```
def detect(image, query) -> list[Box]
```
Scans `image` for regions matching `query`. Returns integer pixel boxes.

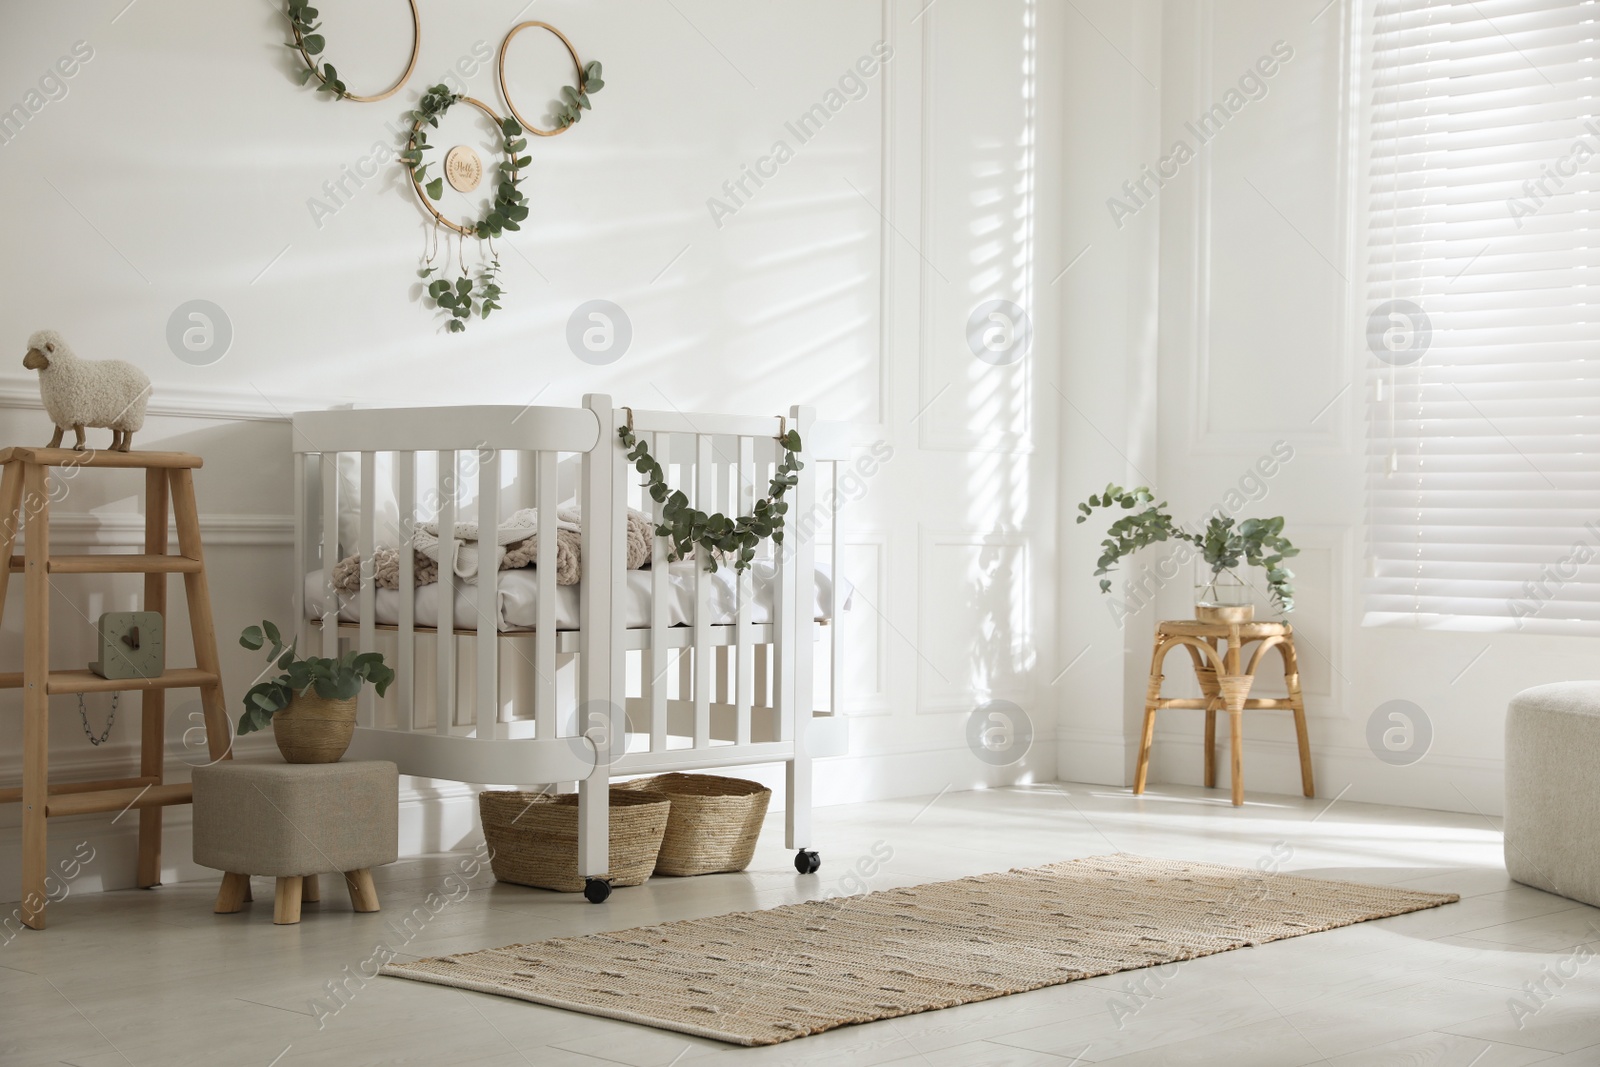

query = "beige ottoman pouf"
[1505,682,1600,908]
[192,759,398,924]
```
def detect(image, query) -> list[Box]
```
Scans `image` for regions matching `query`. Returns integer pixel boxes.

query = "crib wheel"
[583,878,612,904]
[794,849,821,875]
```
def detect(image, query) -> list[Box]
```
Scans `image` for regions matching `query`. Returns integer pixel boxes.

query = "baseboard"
[1141,732,1505,818]
[0,735,1060,905]
[1,726,1506,908]
[1056,727,1133,787]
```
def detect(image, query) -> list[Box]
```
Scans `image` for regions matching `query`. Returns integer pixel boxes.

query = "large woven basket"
[619,773,770,876]
[478,789,670,893]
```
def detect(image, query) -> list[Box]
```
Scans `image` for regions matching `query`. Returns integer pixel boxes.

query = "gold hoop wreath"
[405,95,528,238]
[286,0,421,103]
[498,21,603,136]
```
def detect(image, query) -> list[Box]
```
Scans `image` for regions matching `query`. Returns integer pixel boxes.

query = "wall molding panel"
[916,525,1032,714]
[1178,0,1353,457]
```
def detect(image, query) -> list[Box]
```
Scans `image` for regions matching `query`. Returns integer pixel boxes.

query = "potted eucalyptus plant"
[1077,485,1298,621]
[236,621,395,764]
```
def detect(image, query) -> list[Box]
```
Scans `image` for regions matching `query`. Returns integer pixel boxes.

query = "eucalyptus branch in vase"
[1076,484,1298,613]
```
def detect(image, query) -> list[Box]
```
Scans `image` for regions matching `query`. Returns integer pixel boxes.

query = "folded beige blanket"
[331,509,652,594]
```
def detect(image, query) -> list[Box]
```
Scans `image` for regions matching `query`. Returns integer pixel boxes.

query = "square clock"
[89,611,164,680]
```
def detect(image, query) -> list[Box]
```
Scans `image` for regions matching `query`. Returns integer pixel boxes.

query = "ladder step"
[8,554,202,574]
[0,447,203,470]
[0,776,159,805]
[46,783,193,818]
[0,668,221,694]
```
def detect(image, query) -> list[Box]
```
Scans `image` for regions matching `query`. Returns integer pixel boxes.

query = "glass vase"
[1194,564,1253,623]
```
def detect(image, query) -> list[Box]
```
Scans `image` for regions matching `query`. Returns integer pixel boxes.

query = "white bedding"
[304,558,842,632]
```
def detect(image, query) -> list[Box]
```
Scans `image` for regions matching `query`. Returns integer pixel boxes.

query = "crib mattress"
[304,558,841,633]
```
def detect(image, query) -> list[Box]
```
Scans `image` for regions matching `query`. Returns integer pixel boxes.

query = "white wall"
[0,0,1064,902]
[1054,0,1165,787]
[1059,0,1577,818]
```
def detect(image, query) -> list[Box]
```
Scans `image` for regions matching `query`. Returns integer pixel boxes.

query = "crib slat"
[692,434,713,750]
[785,404,816,852]
[735,436,753,747]
[293,455,308,652]
[357,452,377,729]
[829,460,844,718]
[534,449,557,741]
[320,455,339,659]
[646,431,668,753]
[396,451,416,732]
[610,425,629,751]
[774,439,799,743]
[435,451,456,736]
[577,394,616,881]
[475,449,501,738]
[670,437,691,711]
[755,643,769,708]
[715,457,730,705]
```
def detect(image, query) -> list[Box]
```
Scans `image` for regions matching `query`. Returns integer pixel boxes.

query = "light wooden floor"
[4,782,1598,1066]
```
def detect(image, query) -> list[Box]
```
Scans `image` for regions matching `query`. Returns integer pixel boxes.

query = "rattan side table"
[1135,617,1315,807]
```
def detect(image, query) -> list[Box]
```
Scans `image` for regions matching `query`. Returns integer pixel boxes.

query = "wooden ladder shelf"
[0,447,231,930]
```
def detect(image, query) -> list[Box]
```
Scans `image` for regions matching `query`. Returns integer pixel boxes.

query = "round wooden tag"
[444,146,484,193]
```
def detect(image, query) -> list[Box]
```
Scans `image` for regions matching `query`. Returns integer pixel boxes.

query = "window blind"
[1365,0,1600,635]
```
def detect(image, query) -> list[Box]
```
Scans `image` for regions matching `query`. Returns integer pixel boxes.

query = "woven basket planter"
[272,695,357,764]
[478,789,670,893]
[619,773,770,876]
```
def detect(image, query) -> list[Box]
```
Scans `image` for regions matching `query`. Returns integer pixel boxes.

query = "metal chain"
[77,692,118,746]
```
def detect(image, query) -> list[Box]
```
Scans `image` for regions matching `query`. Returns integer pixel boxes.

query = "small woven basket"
[478,789,670,893]
[619,773,771,876]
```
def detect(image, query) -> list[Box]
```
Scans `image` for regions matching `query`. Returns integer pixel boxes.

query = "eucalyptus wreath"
[284,0,349,97]
[404,84,525,332]
[618,424,804,574]
[554,61,605,128]
[402,85,531,239]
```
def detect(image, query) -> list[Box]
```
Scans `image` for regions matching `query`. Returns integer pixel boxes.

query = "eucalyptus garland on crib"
[406,84,528,332]
[618,424,805,574]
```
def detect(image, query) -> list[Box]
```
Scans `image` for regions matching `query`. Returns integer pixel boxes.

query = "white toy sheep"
[21,330,150,452]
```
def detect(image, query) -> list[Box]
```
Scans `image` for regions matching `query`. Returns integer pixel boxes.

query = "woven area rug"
[382,853,1457,1046]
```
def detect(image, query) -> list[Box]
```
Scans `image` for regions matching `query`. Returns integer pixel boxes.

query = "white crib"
[290,395,849,901]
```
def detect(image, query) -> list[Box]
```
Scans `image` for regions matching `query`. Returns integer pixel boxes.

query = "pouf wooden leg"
[243,879,253,902]
[214,872,249,914]
[302,874,320,903]
[274,876,303,925]
[345,869,379,913]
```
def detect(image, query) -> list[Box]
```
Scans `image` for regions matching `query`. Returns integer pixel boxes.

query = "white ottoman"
[1505,682,1600,907]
